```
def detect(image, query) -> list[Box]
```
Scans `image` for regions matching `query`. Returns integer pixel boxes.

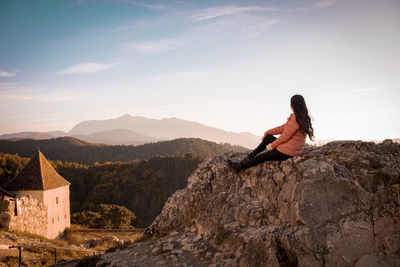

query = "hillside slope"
[61,140,400,266]
[0,131,55,140]
[72,128,160,145]
[0,137,248,164]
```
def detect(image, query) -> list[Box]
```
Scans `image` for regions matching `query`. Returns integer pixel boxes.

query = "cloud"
[0,82,37,93]
[191,6,279,22]
[54,62,116,74]
[0,82,94,104]
[148,71,209,81]
[313,0,338,9]
[197,14,279,39]
[242,19,280,39]
[286,0,339,12]
[0,70,17,77]
[109,16,172,32]
[126,38,183,52]
[77,0,165,9]
[110,20,151,32]
[120,0,166,10]
[0,91,94,102]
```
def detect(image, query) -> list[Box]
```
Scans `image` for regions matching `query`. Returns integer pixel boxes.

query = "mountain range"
[0,115,260,149]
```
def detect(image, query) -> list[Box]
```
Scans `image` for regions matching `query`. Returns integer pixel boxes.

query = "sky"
[1,0,399,141]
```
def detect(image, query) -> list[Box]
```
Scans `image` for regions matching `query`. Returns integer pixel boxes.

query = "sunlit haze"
[1,0,399,141]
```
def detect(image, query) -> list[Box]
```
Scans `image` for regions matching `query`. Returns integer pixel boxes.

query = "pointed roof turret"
[3,149,70,191]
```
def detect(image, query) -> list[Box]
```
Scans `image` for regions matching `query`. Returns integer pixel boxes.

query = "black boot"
[227,159,243,173]
[244,151,255,161]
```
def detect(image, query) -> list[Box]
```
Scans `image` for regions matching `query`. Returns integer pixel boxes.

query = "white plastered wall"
[43,185,70,239]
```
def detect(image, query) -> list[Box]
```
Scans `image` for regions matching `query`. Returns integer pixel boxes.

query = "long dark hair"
[291,94,314,140]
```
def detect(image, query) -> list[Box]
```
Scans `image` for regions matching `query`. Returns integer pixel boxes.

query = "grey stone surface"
[58,140,400,266]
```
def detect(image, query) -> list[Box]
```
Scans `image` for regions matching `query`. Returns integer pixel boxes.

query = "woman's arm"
[269,116,300,149]
[265,124,285,136]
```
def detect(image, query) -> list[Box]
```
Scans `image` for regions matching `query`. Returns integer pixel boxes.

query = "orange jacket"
[266,113,306,156]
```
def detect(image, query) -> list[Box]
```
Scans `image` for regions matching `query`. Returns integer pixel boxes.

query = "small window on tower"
[56,197,59,204]
[65,214,67,219]
[52,218,54,224]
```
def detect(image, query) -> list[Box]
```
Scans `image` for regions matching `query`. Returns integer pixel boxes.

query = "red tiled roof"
[3,149,70,191]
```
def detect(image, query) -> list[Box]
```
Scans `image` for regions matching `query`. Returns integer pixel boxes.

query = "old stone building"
[2,149,70,239]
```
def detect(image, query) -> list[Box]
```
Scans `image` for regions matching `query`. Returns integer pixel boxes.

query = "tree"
[71,211,101,228]
[71,204,136,229]
[97,204,136,229]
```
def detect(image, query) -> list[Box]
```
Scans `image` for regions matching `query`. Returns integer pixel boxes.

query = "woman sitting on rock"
[228,94,314,172]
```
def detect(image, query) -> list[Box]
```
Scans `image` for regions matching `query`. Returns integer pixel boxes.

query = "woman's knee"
[263,134,276,143]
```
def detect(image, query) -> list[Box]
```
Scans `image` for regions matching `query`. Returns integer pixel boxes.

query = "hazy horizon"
[1,113,398,143]
[1,0,399,141]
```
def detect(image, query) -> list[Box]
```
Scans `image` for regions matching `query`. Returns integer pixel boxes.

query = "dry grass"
[1,228,68,247]
[0,227,144,266]
[0,229,98,266]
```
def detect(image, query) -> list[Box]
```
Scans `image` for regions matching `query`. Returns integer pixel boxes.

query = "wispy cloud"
[313,0,338,9]
[148,71,209,81]
[0,91,94,102]
[0,70,17,77]
[109,15,175,33]
[110,20,155,32]
[241,19,279,39]
[120,0,166,10]
[0,82,37,93]
[126,38,183,52]
[78,0,166,9]
[191,6,279,22]
[287,0,339,12]
[53,62,116,74]
[197,13,279,40]
[0,82,94,104]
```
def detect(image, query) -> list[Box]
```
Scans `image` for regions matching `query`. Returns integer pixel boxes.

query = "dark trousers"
[241,135,291,169]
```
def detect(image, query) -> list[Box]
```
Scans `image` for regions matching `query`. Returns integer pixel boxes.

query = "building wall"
[0,195,48,237]
[6,186,71,239]
[43,185,70,239]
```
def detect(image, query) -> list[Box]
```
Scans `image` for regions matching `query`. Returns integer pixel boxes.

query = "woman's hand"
[266,144,273,151]
[262,131,268,140]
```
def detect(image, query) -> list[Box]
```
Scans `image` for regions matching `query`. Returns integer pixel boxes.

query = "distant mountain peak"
[162,117,180,120]
[119,114,132,119]
[67,115,260,148]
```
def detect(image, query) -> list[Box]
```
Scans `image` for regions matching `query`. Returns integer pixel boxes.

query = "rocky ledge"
[60,140,400,267]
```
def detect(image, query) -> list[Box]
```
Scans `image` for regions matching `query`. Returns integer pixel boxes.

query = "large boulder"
[145,140,400,266]
[61,140,400,266]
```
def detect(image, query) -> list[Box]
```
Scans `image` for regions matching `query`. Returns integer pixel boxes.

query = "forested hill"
[0,152,204,227]
[0,137,248,164]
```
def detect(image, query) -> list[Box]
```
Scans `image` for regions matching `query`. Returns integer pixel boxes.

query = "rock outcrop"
[62,140,400,266]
